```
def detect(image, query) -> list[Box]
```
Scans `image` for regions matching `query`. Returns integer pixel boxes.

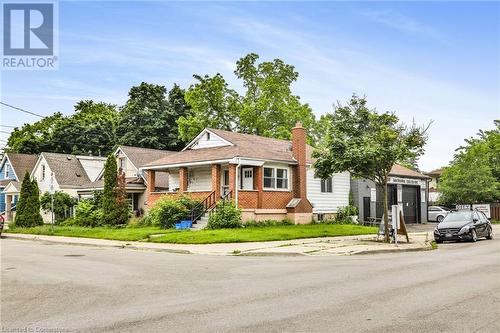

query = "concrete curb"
[1,233,432,257]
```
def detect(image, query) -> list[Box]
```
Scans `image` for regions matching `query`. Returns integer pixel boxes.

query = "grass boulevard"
[6,224,377,244]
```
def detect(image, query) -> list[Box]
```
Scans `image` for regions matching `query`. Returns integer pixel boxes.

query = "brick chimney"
[292,122,307,199]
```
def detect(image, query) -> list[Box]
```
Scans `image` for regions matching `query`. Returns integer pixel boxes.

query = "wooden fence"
[491,203,500,220]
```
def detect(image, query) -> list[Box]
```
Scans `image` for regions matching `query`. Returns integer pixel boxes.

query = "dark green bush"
[334,205,359,224]
[40,191,77,222]
[74,199,103,227]
[206,201,242,229]
[148,195,201,228]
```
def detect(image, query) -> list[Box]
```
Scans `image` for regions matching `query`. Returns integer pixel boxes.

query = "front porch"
[146,162,297,222]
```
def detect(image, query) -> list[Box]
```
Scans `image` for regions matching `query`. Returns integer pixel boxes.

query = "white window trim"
[263,166,290,191]
[4,164,9,178]
[320,177,333,193]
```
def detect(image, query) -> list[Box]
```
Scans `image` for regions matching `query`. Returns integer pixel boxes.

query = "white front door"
[242,168,253,190]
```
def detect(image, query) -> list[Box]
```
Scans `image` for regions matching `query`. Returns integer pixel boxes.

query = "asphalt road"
[1,232,499,333]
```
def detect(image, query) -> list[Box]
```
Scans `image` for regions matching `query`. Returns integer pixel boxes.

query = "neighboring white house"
[31,152,106,222]
[77,146,174,214]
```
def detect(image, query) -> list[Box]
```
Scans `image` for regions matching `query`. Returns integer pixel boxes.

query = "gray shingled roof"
[390,164,430,179]
[119,146,176,169]
[143,129,314,168]
[42,152,91,188]
[5,153,38,180]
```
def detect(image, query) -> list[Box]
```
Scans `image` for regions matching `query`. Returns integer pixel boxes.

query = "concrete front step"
[191,216,209,230]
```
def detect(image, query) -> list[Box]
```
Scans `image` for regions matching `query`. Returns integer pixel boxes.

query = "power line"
[0,101,44,118]
[0,125,17,128]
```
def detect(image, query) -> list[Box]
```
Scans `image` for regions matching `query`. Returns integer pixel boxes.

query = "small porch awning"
[3,181,20,195]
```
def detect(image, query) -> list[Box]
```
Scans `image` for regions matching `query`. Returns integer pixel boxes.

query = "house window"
[263,167,289,190]
[41,164,46,181]
[5,165,9,178]
[321,177,333,193]
[119,157,126,170]
[206,132,211,140]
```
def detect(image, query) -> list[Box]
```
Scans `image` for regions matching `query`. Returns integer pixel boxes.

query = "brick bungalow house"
[141,123,350,224]
[77,146,174,214]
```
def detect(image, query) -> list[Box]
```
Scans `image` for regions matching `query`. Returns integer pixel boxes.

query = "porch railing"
[189,191,217,223]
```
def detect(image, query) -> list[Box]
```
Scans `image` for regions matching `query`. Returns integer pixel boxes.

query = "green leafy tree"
[40,191,77,222]
[177,53,317,143]
[118,82,189,150]
[101,155,119,226]
[115,171,130,225]
[14,172,43,227]
[177,74,241,142]
[235,53,316,142]
[313,95,429,242]
[6,101,118,155]
[438,121,500,205]
[6,113,65,154]
[51,100,119,156]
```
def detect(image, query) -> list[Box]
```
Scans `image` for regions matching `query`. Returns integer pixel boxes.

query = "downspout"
[235,158,241,207]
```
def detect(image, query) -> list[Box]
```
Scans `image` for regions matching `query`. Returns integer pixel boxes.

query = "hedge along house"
[31,152,107,222]
[0,153,38,222]
[141,123,350,224]
[350,164,431,224]
[77,146,174,215]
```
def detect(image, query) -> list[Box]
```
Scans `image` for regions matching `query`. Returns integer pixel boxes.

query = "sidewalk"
[2,231,434,256]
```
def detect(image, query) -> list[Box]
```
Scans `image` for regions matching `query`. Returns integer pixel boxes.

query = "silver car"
[428,206,450,222]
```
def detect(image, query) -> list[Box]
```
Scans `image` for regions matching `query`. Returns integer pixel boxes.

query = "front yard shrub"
[74,199,103,227]
[40,191,77,223]
[148,195,203,228]
[335,205,359,224]
[14,172,43,228]
[206,201,242,229]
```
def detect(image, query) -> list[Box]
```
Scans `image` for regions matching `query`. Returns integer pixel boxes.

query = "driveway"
[1,234,499,332]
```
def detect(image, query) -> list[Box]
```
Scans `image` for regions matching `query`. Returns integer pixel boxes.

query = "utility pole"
[49,172,55,230]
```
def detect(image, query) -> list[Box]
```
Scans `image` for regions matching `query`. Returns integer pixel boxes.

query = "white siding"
[116,150,138,178]
[169,171,180,191]
[33,156,60,194]
[77,157,106,182]
[306,168,350,213]
[188,166,212,192]
[191,132,229,149]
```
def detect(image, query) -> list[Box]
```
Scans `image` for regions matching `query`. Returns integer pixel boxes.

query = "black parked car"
[434,210,493,243]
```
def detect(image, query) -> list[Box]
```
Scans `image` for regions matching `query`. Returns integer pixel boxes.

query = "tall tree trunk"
[383,178,390,242]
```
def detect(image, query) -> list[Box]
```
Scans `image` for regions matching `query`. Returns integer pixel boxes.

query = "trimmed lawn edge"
[5,224,378,244]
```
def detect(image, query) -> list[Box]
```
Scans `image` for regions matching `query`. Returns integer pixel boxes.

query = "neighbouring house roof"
[4,153,38,180]
[119,146,176,169]
[41,152,92,188]
[143,128,314,168]
[77,177,147,192]
[3,180,20,194]
[389,164,430,179]
[424,167,446,176]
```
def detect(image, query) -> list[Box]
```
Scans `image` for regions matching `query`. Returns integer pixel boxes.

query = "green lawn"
[149,224,378,244]
[491,219,500,225]
[5,224,377,244]
[6,225,171,241]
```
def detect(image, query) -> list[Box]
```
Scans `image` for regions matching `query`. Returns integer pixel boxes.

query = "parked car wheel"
[437,215,445,223]
[435,239,443,244]
[486,227,493,240]
[470,229,478,242]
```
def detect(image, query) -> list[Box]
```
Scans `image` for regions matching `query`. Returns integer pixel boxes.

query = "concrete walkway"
[2,230,434,256]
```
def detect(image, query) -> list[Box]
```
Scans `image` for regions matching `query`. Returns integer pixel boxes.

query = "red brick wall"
[179,167,188,192]
[211,164,221,199]
[261,191,294,209]
[292,123,307,199]
[238,191,259,209]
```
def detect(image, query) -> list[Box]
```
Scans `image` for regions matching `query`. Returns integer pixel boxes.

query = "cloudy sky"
[1,1,499,171]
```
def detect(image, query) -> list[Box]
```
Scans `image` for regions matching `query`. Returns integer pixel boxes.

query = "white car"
[428,206,450,222]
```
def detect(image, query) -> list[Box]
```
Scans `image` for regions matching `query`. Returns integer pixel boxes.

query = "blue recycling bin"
[175,220,193,230]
